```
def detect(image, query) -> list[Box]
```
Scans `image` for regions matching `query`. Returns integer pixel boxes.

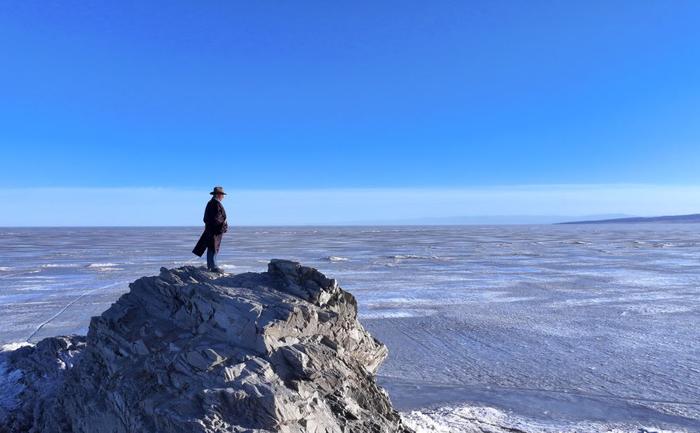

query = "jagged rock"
[0,336,86,433]
[0,260,412,433]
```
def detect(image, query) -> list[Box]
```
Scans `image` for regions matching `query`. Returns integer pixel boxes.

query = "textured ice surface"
[1,225,699,431]
[402,403,690,433]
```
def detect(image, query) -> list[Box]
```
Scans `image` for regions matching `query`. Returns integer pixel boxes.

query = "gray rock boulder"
[0,260,412,433]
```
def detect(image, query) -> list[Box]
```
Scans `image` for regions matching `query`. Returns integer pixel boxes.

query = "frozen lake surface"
[1,225,699,432]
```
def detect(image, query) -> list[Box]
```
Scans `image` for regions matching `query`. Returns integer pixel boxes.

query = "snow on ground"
[1,225,699,431]
[402,404,691,433]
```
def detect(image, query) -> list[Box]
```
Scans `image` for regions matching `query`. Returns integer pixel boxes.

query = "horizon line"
[2,184,699,226]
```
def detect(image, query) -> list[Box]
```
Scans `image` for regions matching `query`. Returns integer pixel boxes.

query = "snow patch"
[86,263,121,271]
[402,404,688,433]
[1,342,33,352]
[386,254,440,260]
[321,256,349,262]
[41,263,80,268]
[86,263,118,268]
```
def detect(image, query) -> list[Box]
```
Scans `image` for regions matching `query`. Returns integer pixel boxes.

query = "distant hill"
[559,213,700,225]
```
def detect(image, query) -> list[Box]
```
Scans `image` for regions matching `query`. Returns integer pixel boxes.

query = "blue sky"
[1,1,699,224]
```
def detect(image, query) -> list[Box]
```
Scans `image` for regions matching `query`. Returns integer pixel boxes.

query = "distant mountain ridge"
[559,213,700,225]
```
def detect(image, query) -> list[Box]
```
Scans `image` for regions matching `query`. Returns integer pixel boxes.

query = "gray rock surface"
[1,260,412,433]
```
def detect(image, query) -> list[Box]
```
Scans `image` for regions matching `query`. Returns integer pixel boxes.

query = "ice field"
[1,225,699,432]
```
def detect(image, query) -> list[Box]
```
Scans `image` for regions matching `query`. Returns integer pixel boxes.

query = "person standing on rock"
[192,186,228,273]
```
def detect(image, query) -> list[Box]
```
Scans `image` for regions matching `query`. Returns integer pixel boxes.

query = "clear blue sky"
[1,1,699,224]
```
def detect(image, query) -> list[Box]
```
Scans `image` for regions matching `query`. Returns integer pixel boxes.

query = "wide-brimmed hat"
[209,186,227,195]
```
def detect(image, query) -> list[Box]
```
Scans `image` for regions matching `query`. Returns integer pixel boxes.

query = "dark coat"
[192,198,228,257]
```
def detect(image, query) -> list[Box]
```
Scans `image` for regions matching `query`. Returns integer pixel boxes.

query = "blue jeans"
[206,247,218,270]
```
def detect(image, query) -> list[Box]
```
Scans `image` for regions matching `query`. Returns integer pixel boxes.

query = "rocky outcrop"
[0,260,412,433]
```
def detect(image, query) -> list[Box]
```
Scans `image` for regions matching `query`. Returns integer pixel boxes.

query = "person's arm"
[203,201,215,226]
[220,205,228,233]
[212,203,227,234]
